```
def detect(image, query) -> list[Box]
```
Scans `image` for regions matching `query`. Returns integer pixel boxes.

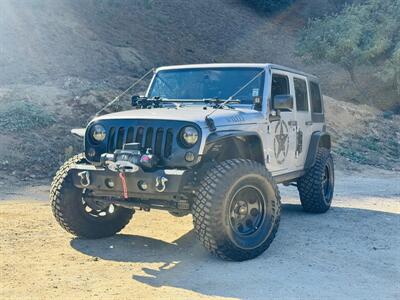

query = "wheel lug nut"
[239,206,247,215]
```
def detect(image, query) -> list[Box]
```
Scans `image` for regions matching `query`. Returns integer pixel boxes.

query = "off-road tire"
[193,159,281,261]
[169,211,190,217]
[297,148,334,213]
[50,153,134,238]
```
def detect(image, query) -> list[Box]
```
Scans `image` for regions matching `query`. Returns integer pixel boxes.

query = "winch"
[100,142,159,173]
[98,142,162,199]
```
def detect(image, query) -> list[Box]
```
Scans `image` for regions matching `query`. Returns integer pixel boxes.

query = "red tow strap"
[119,172,128,199]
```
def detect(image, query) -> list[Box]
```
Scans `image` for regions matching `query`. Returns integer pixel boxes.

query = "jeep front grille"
[107,126,174,159]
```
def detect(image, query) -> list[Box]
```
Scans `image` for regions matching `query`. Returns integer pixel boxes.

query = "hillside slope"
[324,96,400,171]
[1,0,351,96]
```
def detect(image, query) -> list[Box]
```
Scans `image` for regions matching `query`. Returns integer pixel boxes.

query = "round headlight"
[180,126,199,147]
[91,124,106,142]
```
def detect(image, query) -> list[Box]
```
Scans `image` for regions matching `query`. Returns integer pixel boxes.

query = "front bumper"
[71,164,189,201]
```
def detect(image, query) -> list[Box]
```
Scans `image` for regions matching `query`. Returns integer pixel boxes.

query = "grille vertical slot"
[126,127,134,143]
[144,127,154,149]
[154,128,164,156]
[164,128,173,158]
[135,127,144,144]
[108,127,116,152]
[116,127,125,149]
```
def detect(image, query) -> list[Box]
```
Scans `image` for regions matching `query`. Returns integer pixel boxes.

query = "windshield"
[148,67,265,105]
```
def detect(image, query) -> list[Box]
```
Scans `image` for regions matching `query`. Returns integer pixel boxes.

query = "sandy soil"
[1,171,399,300]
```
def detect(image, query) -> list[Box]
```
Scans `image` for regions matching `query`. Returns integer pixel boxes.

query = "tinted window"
[271,74,289,100]
[294,78,309,111]
[310,81,323,113]
[149,68,264,105]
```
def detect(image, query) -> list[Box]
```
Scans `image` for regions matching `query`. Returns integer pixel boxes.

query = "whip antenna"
[95,68,154,116]
[227,69,265,101]
[205,69,266,120]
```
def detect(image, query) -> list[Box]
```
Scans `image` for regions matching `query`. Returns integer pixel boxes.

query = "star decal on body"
[274,120,289,164]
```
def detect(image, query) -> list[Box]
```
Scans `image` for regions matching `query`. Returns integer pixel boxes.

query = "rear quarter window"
[310,82,323,113]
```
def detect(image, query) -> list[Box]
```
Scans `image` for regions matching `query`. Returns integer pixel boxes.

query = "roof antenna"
[95,68,155,117]
[204,69,266,131]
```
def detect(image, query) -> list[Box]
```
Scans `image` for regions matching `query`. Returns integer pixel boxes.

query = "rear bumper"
[71,164,188,201]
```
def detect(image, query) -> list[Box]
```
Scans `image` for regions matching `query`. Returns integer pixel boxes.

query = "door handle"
[288,120,297,127]
[305,121,313,126]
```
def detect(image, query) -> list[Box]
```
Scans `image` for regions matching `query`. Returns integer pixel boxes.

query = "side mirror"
[131,95,140,107]
[273,94,293,111]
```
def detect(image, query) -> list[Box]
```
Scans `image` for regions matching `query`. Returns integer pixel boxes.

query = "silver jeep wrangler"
[51,63,334,261]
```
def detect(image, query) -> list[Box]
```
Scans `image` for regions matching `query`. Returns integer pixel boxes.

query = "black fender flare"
[304,131,331,169]
[202,130,265,164]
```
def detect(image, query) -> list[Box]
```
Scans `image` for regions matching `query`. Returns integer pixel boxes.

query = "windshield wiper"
[133,96,240,108]
[202,98,241,106]
[203,70,266,131]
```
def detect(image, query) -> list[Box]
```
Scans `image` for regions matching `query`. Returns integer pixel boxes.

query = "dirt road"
[1,171,399,299]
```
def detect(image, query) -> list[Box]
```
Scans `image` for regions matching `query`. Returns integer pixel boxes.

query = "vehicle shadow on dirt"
[70,204,399,299]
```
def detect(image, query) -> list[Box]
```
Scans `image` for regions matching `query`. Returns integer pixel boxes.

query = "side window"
[310,81,323,113]
[271,74,290,101]
[294,78,309,111]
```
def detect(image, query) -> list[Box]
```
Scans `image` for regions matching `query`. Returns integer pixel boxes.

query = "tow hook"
[78,171,91,187]
[155,176,168,193]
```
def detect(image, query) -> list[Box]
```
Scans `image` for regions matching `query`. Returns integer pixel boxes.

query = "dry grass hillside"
[324,97,400,171]
[0,0,357,95]
[0,0,398,181]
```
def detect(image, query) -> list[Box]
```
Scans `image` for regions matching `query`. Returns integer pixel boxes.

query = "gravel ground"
[0,171,399,299]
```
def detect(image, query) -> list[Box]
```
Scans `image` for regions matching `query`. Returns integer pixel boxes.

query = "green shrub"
[336,147,369,164]
[0,101,56,132]
[359,136,380,152]
[297,0,400,107]
[244,0,295,13]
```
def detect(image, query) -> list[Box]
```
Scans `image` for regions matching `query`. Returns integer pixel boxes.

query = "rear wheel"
[193,159,281,261]
[50,154,134,238]
[297,148,334,213]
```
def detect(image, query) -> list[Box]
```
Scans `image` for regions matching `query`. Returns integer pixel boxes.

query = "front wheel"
[50,154,134,238]
[193,159,281,261]
[297,148,334,213]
